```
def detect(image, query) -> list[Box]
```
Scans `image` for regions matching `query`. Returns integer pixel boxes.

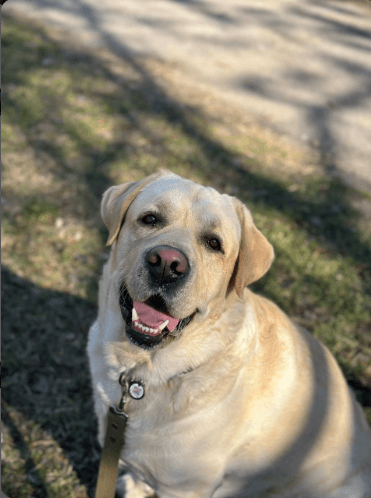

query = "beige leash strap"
[94,374,145,498]
[94,406,128,498]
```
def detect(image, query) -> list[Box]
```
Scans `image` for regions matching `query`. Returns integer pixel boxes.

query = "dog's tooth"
[159,320,169,331]
[132,308,139,321]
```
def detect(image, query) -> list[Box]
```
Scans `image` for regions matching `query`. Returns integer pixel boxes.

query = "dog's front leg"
[115,471,155,498]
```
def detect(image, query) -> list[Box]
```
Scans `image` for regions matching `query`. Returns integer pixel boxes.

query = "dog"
[88,170,371,498]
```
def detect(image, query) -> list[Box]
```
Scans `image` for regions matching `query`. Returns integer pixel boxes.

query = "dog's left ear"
[101,171,167,246]
[231,198,274,298]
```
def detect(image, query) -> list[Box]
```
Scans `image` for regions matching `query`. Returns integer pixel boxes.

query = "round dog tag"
[128,381,145,400]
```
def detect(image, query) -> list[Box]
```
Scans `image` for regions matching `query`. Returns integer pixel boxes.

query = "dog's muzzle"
[119,245,195,349]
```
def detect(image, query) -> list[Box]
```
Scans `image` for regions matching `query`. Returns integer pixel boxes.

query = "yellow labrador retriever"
[88,170,371,498]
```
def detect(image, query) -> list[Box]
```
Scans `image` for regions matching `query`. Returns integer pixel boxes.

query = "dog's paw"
[115,472,155,498]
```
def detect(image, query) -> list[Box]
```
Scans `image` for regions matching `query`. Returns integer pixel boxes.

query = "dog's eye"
[208,238,221,251]
[141,214,158,226]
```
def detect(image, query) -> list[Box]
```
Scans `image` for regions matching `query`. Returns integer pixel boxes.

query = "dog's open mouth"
[119,286,195,349]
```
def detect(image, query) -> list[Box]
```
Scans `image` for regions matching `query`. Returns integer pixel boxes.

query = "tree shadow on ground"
[2,8,370,275]
[237,0,371,190]
[1,265,100,496]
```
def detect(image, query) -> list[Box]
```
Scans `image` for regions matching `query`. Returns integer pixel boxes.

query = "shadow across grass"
[1,265,100,497]
[1,402,50,498]
[2,12,371,276]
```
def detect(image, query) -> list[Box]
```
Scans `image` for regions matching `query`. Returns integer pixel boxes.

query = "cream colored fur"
[88,171,371,498]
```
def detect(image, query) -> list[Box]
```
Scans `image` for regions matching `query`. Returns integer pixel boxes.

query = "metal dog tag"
[128,380,145,400]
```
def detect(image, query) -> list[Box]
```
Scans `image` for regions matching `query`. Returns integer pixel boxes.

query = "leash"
[94,372,145,498]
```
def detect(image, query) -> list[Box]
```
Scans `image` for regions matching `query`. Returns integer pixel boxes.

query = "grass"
[2,11,371,498]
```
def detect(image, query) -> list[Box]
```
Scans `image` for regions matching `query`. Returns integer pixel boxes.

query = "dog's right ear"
[101,181,141,246]
[101,171,169,246]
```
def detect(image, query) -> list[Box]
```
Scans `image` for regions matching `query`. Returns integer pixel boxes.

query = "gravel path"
[5,0,371,190]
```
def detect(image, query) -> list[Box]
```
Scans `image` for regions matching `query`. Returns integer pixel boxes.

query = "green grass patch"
[23,199,60,224]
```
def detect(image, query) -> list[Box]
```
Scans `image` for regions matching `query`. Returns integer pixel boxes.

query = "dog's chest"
[120,389,229,492]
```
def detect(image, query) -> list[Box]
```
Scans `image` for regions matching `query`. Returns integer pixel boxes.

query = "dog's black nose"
[146,245,189,283]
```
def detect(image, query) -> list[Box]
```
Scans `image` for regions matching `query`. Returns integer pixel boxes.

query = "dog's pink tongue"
[133,301,179,332]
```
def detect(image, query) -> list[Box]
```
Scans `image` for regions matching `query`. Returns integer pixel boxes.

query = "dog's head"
[101,171,274,349]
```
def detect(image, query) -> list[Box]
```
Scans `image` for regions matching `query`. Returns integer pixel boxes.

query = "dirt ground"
[4,0,371,192]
